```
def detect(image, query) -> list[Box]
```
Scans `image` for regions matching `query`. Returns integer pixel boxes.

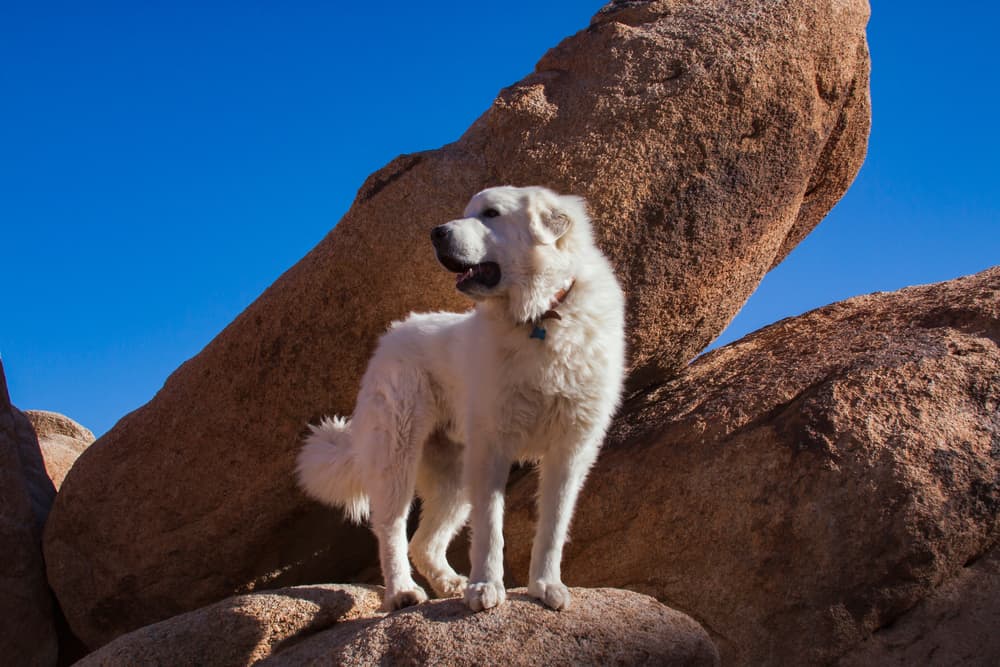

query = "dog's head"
[431,186,592,320]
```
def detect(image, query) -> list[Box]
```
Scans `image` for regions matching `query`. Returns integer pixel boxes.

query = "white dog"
[296,185,625,612]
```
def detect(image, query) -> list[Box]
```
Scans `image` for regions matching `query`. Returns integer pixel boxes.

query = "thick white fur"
[296,186,626,612]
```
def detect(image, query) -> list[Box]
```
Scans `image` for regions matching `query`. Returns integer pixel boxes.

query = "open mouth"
[437,255,502,291]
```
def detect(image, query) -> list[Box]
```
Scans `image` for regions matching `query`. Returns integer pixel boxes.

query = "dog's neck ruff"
[529,278,576,341]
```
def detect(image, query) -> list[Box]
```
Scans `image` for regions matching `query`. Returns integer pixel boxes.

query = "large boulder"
[0,361,58,666]
[78,585,718,666]
[504,266,1000,665]
[45,0,871,648]
[25,410,95,489]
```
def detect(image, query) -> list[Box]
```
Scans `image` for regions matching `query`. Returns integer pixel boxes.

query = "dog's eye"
[481,208,501,218]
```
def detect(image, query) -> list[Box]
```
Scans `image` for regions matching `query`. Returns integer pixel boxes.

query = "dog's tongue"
[456,267,475,286]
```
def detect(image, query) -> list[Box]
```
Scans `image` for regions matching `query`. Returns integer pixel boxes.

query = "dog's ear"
[528,192,576,245]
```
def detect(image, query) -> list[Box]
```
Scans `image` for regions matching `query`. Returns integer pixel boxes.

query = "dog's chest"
[490,336,602,455]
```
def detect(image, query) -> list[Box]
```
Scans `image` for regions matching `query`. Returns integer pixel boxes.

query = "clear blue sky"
[1,2,997,437]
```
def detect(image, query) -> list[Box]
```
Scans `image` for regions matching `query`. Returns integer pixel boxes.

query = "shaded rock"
[0,360,58,666]
[503,266,1000,665]
[79,586,718,667]
[25,410,95,489]
[19,411,94,667]
[9,404,56,534]
[77,584,382,667]
[837,544,1000,666]
[44,0,871,648]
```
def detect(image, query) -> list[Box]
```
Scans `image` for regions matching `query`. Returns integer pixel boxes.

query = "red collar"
[538,278,576,321]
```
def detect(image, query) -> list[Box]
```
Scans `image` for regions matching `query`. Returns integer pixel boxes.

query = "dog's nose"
[430,225,450,242]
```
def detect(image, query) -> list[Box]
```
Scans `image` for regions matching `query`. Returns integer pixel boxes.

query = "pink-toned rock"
[0,361,58,666]
[504,266,1000,665]
[78,586,718,667]
[44,0,871,648]
[25,410,94,489]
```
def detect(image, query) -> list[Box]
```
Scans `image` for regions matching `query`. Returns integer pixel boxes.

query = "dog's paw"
[383,585,428,611]
[464,580,506,611]
[528,579,572,610]
[431,573,468,599]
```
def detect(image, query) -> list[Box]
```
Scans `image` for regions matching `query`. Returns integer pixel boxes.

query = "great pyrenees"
[296,185,625,612]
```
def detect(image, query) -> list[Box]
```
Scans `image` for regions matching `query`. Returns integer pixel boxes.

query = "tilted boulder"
[78,586,719,667]
[44,0,871,647]
[0,361,58,666]
[503,266,1000,665]
[25,410,95,489]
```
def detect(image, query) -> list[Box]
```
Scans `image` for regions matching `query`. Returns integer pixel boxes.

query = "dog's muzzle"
[430,225,501,291]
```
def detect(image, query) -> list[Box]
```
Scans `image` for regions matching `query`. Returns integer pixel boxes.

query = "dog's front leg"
[527,440,600,610]
[463,443,510,611]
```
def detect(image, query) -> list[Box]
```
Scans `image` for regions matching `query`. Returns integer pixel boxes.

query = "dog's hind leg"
[411,435,470,598]
[359,369,436,611]
[527,438,601,611]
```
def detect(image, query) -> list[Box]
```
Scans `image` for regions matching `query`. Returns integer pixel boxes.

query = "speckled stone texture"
[78,586,719,667]
[837,544,1000,666]
[44,0,871,649]
[504,266,1000,665]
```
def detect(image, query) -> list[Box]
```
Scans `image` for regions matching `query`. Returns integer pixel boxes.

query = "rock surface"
[0,361,58,667]
[78,586,719,667]
[44,0,871,648]
[76,584,382,667]
[838,544,1000,666]
[25,410,95,489]
[504,266,1000,665]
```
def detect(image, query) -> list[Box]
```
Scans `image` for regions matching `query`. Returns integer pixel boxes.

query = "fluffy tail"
[296,416,370,524]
